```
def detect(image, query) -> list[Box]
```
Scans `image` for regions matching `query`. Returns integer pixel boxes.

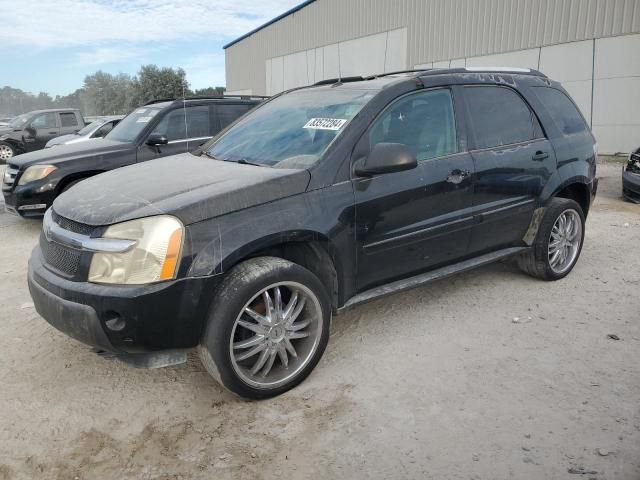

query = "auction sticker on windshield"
[303,118,347,130]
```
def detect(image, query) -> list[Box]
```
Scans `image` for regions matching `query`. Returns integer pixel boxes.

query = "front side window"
[60,112,78,127]
[31,113,57,129]
[532,87,588,136]
[151,106,210,141]
[106,107,162,143]
[207,89,373,169]
[369,89,457,161]
[78,120,101,136]
[465,86,542,149]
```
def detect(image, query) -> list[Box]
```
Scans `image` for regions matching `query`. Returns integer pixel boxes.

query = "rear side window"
[60,112,78,127]
[464,86,542,149]
[217,104,251,130]
[533,87,588,136]
[369,89,457,161]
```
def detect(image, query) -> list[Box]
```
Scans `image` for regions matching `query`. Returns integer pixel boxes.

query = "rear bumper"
[622,168,640,203]
[28,246,221,353]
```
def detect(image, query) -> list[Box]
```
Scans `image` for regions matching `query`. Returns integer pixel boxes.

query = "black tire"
[0,141,16,164]
[517,197,585,281]
[198,256,331,399]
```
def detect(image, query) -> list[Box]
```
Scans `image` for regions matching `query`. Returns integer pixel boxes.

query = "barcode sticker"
[303,118,347,130]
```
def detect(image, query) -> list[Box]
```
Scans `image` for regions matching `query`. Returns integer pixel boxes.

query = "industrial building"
[223,0,640,154]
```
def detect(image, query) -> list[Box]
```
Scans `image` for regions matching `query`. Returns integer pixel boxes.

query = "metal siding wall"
[226,0,640,93]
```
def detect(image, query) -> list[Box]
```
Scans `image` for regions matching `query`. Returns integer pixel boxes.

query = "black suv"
[28,69,598,399]
[0,108,85,161]
[2,97,264,216]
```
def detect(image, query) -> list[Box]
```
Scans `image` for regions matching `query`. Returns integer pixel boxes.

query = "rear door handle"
[446,169,471,184]
[532,150,549,161]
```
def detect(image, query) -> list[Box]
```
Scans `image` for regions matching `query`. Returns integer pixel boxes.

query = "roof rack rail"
[374,69,431,78]
[314,76,365,86]
[144,95,269,106]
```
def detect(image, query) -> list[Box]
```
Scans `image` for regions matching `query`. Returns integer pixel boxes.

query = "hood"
[53,153,311,226]
[46,134,81,147]
[0,126,16,136]
[9,138,132,168]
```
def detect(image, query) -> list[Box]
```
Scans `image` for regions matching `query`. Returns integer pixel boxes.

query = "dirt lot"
[0,161,638,480]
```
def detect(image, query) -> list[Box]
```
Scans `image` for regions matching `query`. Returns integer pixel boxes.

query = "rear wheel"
[518,197,585,280]
[0,142,15,163]
[198,256,331,399]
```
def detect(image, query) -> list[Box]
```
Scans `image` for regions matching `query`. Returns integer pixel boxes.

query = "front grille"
[40,234,82,276]
[52,210,95,236]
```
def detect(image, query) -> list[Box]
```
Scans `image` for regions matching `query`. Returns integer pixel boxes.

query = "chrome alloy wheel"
[0,144,13,161]
[548,209,582,274]
[229,282,323,389]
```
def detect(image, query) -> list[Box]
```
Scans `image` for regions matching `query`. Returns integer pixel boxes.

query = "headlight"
[18,165,57,185]
[89,215,184,285]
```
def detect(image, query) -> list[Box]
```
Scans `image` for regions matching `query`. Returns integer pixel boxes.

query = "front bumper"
[622,168,640,203]
[28,246,220,353]
[2,183,56,217]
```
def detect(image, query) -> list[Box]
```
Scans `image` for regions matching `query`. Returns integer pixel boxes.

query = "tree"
[193,86,226,96]
[131,65,189,106]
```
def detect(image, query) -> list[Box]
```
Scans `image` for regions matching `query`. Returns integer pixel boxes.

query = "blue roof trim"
[223,0,316,49]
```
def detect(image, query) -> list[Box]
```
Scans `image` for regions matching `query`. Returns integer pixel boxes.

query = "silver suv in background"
[45,116,124,148]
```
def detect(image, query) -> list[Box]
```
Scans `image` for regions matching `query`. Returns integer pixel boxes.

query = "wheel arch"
[189,230,344,310]
[550,177,592,217]
[55,170,105,195]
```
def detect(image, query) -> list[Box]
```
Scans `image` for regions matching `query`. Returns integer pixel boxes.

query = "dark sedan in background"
[622,146,640,203]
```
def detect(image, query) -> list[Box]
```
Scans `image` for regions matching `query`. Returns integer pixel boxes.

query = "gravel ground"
[0,162,638,480]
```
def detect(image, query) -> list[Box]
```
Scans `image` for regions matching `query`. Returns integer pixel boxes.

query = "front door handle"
[532,150,549,161]
[446,169,471,185]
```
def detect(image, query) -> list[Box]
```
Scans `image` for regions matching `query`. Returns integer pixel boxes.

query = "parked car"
[622,146,640,203]
[27,68,597,399]
[2,96,265,216]
[45,116,124,148]
[0,109,85,162]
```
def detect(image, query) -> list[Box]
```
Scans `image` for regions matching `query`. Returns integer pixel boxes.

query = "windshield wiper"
[235,158,263,167]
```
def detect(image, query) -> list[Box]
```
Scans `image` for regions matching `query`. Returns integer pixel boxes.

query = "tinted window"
[60,112,78,127]
[533,87,588,135]
[152,106,210,141]
[31,113,57,129]
[369,89,457,161]
[217,104,251,130]
[465,86,541,149]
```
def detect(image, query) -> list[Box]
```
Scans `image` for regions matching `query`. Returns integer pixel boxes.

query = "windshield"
[77,120,102,136]
[207,88,373,168]
[106,107,161,142]
[8,114,30,129]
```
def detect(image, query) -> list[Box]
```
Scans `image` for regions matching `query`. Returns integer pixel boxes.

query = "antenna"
[182,82,188,149]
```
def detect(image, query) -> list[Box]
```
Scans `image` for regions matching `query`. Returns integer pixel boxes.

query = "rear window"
[532,87,588,136]
[464,86,542,149]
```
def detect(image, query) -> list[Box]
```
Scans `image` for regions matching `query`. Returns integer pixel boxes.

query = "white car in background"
[44,116,123,148]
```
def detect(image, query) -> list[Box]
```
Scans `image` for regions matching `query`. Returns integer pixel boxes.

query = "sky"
[0,0,302,96]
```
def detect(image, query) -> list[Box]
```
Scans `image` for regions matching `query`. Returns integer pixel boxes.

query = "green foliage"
[0,65,225,117]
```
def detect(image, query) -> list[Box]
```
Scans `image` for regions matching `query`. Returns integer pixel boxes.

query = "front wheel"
[199,257,331,399]
[518,197,585,280]
[0,142,16,163]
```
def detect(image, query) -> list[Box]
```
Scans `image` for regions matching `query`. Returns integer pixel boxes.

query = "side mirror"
[355,143,417,177]
[25,125,36,136]
[146,133,168,146]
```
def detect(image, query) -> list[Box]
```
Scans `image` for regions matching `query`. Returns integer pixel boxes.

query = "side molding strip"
[338,246,528,313]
